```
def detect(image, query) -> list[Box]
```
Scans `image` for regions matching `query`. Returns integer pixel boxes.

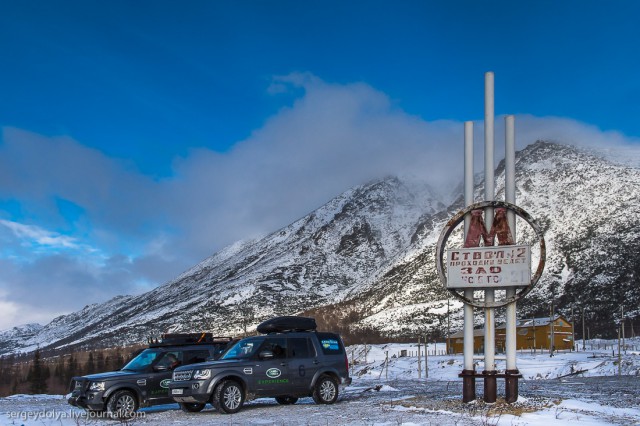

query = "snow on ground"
[349,340,640,381]
[1,339,639,425]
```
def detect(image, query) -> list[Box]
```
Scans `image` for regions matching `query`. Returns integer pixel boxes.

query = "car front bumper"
[168,380,211,404]
[68,391,106,411]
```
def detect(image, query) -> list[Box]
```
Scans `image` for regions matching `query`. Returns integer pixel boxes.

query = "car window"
[184,350,210,364]
[121,349,162,371]
[156,351,183,369]
[316,333,344,355]
[221,337,263,360]
[258,338,287,359]
[288,338,313,358]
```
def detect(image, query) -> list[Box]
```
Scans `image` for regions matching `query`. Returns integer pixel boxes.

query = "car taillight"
[344,352,349,375]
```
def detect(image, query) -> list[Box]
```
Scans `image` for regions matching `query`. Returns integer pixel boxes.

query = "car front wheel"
[312,376,338,404]
[212,380,244,414]
[106,390,138,418]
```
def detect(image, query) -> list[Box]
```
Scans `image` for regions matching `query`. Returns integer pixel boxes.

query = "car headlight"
[193,369,211,380]
[89,381,105,391]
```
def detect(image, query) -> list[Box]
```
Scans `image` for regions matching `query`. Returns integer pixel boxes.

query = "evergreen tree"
[26,349,48,394]
[43,364,51,390]
[65,355,79,384]
[96,351,106,372]
[114,349,124,370]
[86,352,96,374]
[54,358,65,386]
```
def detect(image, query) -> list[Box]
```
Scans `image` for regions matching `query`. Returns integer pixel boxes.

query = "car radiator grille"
[70,378,89,392]
[173,370,193,381]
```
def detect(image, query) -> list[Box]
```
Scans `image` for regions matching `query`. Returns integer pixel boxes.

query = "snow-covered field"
[1,340,639,425]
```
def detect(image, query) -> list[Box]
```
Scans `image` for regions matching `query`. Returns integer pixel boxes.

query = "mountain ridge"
[2,141,639,354]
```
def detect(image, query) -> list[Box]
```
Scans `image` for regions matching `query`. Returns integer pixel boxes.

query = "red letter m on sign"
[463,207,514,248]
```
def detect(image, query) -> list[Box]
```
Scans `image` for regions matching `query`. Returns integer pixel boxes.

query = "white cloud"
[1,73,639,329]
[0,219,81,249]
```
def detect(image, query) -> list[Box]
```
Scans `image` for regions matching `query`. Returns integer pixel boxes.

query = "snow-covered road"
[2,376,639,425]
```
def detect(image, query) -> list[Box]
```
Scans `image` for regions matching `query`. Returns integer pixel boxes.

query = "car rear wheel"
[179,402,206,412]
[312,376,338,404]
[105,390,138,418]
[275,396,298,405]
[212,380,244,414]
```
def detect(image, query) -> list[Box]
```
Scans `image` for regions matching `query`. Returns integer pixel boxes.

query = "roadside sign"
[446,245,531,289]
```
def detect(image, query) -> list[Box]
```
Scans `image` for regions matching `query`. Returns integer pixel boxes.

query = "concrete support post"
[504,114,520,403]
[483,71,497,404]
[462,120,476,403]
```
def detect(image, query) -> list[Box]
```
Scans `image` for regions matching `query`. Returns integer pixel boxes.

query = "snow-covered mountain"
[315,141,640,337]
[2,141,639,355]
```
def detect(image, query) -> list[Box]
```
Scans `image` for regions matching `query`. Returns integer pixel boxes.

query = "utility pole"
[549,301,555,357]
[385,351,389,380]
[571,306,575,351]
[533,316,537,353]
[417,336,422,379]
[425,336,429,379]
[447,297,451,354]
[622,305,626,353]
[582,308,586,351]
[618,326,622,377]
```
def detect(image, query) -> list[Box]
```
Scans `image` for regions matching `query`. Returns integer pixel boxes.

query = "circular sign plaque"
[435,201,546,308]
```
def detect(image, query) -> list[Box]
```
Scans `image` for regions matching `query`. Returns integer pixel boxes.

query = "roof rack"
[147,333,232,347]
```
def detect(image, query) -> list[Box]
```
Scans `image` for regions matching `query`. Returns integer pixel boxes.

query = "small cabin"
[447,315,574,354]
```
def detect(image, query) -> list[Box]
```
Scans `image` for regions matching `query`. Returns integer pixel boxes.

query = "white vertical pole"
[425,337,429,379]
[618,327,622,376]
[582,308,586,350]
[464,121,474,237]
[464,121,475,374]
[505,115,517,372]
[417,336,422,379]
[484,71,496,375]
[385,351,389,380]
[622,305,626,352]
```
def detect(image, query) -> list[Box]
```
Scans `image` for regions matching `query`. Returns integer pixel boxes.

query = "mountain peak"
[1,141,639,354]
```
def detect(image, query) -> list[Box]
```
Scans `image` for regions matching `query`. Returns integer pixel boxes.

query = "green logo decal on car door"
[266,368,281,378]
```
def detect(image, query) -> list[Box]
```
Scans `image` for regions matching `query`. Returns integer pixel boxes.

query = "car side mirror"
[259,350,274,360]
[154,365,169,372]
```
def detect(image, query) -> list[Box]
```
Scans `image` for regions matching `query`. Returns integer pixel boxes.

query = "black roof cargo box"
[257,316,317,334]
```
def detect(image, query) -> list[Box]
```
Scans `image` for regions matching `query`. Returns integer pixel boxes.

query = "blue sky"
[1,0,639,329]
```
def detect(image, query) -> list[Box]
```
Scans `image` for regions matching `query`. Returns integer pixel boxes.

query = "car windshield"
[221,337,262,360]
[121,349,162,371]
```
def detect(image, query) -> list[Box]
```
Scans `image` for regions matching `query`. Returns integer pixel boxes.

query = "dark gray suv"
[67,334,231,417]
[168,317,351,414]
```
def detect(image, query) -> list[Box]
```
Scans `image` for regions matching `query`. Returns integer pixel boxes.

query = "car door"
[252,337,291,395]
[287,336,318,391]
[147,350,183,403]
